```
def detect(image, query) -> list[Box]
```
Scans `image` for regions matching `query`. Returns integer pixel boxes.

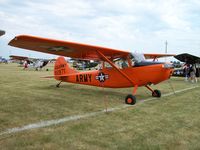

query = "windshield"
[130,53,145,63]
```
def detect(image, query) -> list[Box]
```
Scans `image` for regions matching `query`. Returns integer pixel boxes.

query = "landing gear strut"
[145,85,161,98]
[125,85,162,105]
[56,81,62,88]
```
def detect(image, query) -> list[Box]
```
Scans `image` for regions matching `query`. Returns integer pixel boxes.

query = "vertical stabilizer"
[54,56,77,80]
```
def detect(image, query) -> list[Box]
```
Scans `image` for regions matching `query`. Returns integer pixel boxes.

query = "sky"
[0,0,200,60]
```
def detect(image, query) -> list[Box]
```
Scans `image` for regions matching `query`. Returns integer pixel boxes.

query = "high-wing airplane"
[173,53,200,77]
[174,53,200,64]
[10,55,50,70]
[9,35,174,105]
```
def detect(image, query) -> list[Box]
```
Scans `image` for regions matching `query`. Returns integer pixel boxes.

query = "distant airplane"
[0,56,8,63]
[0,30,5,36]
[10,55,50,70]
[71,59,99,70]
[174,53,200,64]
[9,35,175,105]
[173,53,200,77]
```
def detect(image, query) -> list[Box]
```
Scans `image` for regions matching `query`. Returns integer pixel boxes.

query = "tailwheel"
[152,90,161,97]
[56,81,62,88]
[125,94,136,105]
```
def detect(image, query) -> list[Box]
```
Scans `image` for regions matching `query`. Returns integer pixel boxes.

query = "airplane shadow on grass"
[37,83,131,98]
[37,83,150,101]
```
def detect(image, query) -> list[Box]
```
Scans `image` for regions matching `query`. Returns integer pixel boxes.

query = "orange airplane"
[9,35,174,105]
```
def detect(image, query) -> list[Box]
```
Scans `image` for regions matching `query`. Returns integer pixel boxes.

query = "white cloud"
[24,0,95,18]
[1,0,200,58]
[158,1,191,30]
[0,0,7,4]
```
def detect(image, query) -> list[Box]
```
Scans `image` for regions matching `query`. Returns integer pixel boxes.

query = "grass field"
[0,63,200,150]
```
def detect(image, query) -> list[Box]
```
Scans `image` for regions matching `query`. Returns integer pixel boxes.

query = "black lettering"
[88,74,92,82]
[80,75,83,82]
[55,64,66,70]
[55,69,66,75]
[61,69,65,74]
[76,75,79,82]
[55,70,61,75]
[76,74,92,83]
[83,74,88,82]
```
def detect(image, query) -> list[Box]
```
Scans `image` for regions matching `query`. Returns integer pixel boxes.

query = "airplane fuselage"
[57,62,173,88]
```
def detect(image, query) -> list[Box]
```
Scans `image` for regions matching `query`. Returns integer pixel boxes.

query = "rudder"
[54,57,77,80]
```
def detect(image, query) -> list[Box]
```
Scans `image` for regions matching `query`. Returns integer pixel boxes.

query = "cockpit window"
[130,53,145,63]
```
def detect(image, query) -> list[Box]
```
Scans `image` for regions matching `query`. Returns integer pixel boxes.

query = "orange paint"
[53,56,173,88]
[8,35,175,104]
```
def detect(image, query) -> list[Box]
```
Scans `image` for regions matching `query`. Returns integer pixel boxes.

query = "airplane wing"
[10,55,28,60]
[144,54,175,59]
[10,54,52,63]
[9,55,36,62]
[0,30,5,36]
[10,55,34,64]
[8,35,130,61]
[174,53,200,64]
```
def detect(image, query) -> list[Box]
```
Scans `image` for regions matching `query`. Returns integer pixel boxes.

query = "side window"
[105,62,112,68]
[115,60,121,68]
[114,58,128,69]
[121,59,128,68]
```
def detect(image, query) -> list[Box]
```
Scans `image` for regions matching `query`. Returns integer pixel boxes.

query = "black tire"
[125,94,136,105]
[152,90,161,97]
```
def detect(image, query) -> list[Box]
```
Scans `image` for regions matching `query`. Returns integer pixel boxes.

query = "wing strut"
[96,50,135,85]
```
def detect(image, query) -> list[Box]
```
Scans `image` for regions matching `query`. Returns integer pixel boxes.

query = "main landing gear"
[125,85,161,105]
[145,85,161,98]
[152,89,161,97]
[125,85,138,105]
[125,94,136,105]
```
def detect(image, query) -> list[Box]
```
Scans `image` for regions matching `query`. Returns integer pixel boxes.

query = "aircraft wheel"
[152,90,161,97]
[125,94,136,105]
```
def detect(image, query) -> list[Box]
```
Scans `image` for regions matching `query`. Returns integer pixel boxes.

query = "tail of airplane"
[54,56,77,80]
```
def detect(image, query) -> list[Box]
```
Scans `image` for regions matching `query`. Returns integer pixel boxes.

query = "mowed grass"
[0,63,200,150]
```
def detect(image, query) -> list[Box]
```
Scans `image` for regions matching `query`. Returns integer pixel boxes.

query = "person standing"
[190,65,197,83]
[23,60,28,70]
[184,64,190,81]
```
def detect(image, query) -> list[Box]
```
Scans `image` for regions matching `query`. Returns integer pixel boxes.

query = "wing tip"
[8,35,32,46]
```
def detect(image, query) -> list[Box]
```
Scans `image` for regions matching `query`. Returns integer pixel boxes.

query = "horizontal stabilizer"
[42,73,75,78]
